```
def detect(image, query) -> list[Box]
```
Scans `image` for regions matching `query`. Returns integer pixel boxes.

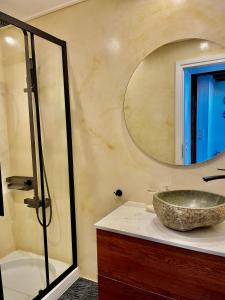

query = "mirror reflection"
[124,39,225,165]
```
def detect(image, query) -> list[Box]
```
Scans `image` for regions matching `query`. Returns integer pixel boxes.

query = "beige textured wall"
[124,39,225,164]
[0,27,43,258]
[2,0,225,281]
[0,36,16,258]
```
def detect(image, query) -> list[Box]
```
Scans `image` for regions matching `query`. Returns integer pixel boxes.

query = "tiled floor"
[59,278,98,300]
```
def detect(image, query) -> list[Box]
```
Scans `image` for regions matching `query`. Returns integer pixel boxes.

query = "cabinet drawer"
[97,229,225,300]
[99,275,174,300]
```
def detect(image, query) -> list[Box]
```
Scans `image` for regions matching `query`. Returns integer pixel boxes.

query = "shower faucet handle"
[24,197,41,208]
[24,197,51,209]
[217,169,225,171]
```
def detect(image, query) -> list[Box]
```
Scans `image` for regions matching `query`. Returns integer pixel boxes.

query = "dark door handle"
[0,165,4,216]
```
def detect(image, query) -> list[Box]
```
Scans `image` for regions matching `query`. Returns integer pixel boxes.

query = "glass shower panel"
[34,36,73,280]
[0,25,47,299]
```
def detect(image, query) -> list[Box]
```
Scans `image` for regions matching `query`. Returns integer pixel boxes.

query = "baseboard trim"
[42,267,80,300]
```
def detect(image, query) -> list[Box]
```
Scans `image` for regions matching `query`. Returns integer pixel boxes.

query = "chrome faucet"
[203,169,225,182]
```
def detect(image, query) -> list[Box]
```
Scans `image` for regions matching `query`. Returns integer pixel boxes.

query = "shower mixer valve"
[24,197,51,209]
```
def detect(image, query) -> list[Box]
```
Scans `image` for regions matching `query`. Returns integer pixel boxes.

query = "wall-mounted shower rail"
[23,32,39,201]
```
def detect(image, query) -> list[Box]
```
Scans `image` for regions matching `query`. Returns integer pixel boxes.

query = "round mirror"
[124,38,225,165]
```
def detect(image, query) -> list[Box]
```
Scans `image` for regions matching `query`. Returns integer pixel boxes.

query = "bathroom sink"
[153,190,225,231]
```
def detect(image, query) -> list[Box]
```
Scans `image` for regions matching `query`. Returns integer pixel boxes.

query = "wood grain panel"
[98,275,175,300]
[97,229,225,300]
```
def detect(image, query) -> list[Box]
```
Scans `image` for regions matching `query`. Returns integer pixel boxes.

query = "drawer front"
[99,275,174,300]
[97,229,225,300]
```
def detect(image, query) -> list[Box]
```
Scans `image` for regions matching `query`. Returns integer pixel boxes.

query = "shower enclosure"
[0,11,77,300]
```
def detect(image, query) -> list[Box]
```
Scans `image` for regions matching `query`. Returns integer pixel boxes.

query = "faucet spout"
[203,175,225,182]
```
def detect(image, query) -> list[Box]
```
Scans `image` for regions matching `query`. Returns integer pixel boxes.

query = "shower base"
[0,250,72,300]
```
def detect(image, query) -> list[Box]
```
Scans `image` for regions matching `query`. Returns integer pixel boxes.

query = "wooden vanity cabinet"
[97,229,225,300]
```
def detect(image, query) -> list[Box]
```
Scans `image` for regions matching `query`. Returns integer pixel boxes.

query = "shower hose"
[35,161,53,228]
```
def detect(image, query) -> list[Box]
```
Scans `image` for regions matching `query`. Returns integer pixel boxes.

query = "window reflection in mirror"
[124,39,225,166]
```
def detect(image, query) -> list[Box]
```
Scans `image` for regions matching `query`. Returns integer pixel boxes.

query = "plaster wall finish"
[0,28,44,258]
[0,38,16,258]
[3,0,225,281]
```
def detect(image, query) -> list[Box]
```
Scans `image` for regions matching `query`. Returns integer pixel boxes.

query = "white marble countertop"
[95,201,225,257]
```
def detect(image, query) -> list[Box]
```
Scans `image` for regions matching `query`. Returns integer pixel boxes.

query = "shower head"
[0,19,10,28]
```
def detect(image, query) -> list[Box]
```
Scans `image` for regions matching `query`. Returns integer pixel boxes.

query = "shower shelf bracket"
[6,176,34,191]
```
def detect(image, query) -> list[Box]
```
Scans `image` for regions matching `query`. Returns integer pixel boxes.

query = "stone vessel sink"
[153,190,225,231]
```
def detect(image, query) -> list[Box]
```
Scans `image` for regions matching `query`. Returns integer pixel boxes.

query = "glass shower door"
[0,24,48,299]
[33,34,74,281]
[0,10,77,300]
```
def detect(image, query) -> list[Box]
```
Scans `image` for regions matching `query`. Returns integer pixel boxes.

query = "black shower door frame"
[0,11,77,300]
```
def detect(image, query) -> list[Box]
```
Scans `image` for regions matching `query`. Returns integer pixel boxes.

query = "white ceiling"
[0,0,87,21]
